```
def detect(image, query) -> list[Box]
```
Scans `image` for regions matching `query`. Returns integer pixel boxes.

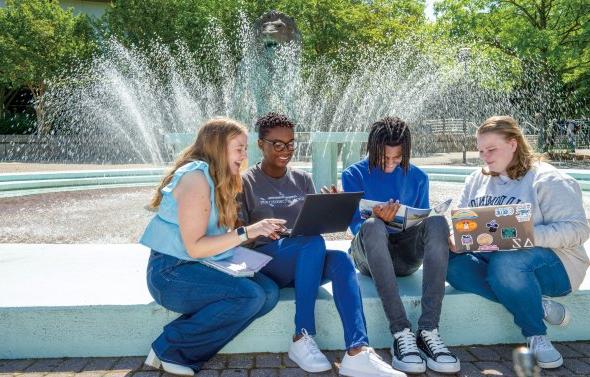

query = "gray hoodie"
[458,161,590,291]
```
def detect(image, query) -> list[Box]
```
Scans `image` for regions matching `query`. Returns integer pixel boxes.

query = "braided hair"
[367,117,411,173]
[256,112,296,139]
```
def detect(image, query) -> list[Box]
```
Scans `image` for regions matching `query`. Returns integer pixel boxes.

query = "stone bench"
[1,241,589,359]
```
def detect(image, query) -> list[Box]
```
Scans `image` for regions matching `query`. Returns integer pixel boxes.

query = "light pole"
[458,47,471,164]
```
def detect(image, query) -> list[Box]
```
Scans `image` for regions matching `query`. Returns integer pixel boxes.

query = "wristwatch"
[236,226,248,241]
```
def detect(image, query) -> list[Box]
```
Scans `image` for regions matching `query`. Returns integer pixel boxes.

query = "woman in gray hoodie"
[447,115,589,369]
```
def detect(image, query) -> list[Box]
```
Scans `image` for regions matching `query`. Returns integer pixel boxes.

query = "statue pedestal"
[310,132,367,190]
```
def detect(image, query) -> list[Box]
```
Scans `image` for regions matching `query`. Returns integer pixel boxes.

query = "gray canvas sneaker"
[527,335,563,369]
[542,298,571,327]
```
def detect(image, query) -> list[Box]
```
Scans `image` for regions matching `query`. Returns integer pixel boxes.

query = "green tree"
[434,0,590,116]
[0,0,97,133]
[252,0,426,62]
[104,0,428,69]
[104,0,258,59]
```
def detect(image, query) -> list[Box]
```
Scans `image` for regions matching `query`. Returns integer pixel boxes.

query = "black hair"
[367,116,411,173]
[256,112,296,139]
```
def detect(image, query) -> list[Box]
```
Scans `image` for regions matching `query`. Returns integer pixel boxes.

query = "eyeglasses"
[261,138,297,152]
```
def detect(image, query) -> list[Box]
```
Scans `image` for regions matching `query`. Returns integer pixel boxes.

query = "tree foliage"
[1,0,589,136]
[434,0,590,116]
[104,0,427,66]
[0,0,97,133]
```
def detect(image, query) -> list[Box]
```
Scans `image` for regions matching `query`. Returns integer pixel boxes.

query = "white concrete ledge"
[1,242,589,359]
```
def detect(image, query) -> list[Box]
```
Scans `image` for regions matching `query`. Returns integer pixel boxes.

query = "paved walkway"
[2,341,590,377]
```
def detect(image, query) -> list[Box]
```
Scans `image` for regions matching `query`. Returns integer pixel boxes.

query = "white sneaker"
[542,298,571,327]
[390,328,426,374]
[287,329,332,373]
[528,335,563,369]
[144,348,194,376]
[340,347,407,377]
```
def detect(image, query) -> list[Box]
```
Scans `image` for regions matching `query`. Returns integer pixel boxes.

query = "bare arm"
[176,171,285,259]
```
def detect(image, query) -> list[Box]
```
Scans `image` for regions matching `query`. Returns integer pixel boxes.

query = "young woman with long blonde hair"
[140,117,286,375]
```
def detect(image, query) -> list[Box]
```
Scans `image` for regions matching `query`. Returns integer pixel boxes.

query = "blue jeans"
[447,247,572,337]
[146,251,279,370]
[255,235,369,349]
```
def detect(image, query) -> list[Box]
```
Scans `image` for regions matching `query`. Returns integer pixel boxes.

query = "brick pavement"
[2,341,590,377]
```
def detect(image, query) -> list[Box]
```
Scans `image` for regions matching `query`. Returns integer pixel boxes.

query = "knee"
[360,217,387,237]
[487,255,527,292]
[232,280,268,318]
[299,236,327,258]
[446,253,469,288]
[259,280,280,317]
[325,251,356,279]
[422,216,450,237]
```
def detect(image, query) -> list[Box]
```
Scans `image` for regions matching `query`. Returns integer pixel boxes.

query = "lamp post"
[458,47,471,164]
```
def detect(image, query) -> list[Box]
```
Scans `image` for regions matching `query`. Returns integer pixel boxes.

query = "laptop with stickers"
[451,203,534,252]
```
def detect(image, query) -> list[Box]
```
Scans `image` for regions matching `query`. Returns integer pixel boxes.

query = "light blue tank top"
[139,160,233,261]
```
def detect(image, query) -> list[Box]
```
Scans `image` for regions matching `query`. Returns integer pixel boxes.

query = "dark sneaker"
[390,328,426,374]
[542,298,571,327]
[417,329,460,373]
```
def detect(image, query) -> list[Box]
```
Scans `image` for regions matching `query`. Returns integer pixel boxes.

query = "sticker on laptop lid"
[495,207,514,217]
[476,233,494,246]
[486,219,499,232]
[516,203,532,210]
[478,244,499,252]
[460,234,473,246]
[511,237,534,248]
[501,227,517,239]
[455,220,478,232]
[515,208,532,222]
[452,209,479,220]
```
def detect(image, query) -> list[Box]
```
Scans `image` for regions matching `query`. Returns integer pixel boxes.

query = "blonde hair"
[149,117,248,228]
[477,115,537,180]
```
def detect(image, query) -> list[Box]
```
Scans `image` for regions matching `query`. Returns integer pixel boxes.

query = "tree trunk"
[0,86,6,121]
[30,82,49,135]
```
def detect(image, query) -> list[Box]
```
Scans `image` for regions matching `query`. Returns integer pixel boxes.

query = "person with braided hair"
[342,117,460,374]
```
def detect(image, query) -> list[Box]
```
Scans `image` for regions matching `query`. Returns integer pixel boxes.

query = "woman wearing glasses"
[239,112,403,377]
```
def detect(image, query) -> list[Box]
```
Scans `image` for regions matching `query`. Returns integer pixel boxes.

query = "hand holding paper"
[373,200,401,223]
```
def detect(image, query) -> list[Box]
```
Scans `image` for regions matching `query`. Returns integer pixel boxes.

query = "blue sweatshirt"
[341,158,430,235]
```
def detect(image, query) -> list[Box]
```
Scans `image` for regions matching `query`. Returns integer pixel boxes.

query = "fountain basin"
[3,165,590,198]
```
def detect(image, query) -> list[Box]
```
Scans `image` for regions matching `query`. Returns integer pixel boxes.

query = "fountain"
[5,12,546,165]
[2,11,590,362]
[2,11,590,240]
